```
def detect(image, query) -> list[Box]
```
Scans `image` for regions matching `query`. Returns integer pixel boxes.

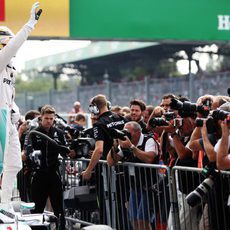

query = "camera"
[170,98,210,117]
[164,111,176,121]
[211,109,230,122]
[54,117,80,139]
[148,111,177,128]
[148,117,168,128]
[185,163,217,207]
[195,116,220,134]
[173,118,183,127]
[70,138,95,158]
[26,118,39,131]
[185,177,214,207]
[29,150,42,170]
[80,127,94,138]
[110,129,131,141]
[195,118,205,127]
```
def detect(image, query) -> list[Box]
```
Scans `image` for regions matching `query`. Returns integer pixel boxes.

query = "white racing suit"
[0,24,33,204]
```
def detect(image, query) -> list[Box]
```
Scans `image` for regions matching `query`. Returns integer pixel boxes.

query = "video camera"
[29,150,42,170]
[185,163,217,207]
[26,117,39,131]
[54,117,80,139]
[69,137,95,158]
[54,115,95,158]
[66,127,95,158]
[170,98,210,118]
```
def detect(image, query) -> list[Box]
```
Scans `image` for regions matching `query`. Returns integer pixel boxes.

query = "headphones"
[107,100,112,110]
[88,103,100,115]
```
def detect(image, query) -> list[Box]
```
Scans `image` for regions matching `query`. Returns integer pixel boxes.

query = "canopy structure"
[24,41,158,71]
[24,40,214,87]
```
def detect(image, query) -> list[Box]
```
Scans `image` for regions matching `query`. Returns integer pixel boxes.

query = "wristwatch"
[129,144,135,150]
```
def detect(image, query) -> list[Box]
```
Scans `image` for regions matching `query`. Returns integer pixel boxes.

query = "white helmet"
[0,26,15,48]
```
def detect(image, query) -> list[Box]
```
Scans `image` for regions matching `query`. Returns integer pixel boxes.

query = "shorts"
[128,188,153,222]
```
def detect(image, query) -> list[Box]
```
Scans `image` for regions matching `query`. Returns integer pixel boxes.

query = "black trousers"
[31,169,65,229]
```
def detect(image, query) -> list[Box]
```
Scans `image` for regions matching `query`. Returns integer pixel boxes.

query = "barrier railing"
[171,166,230,230]
[62,158,172,230]
[16,158,230,230]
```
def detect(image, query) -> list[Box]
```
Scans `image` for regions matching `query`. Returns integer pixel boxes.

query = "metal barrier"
[171,166,230,230]
[16,158,230,230]
[61,158,173,230]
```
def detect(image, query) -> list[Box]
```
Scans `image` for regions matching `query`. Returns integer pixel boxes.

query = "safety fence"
[60,158,230,230]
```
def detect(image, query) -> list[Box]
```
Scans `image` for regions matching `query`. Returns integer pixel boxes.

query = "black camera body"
[110,128,131,141]
[148,117,168,128]
[195,118,205,127]
[149,111,178,128]
[212,109,230,122]
[164,111,176,121]
[170,98,210,118]
[70,138,95,158]
[195,109,230,131]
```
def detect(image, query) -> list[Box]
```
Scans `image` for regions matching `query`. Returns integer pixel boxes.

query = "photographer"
[196,94,230,110]
[216,103,230,170]
[216,122,230,170]
[27,105,75,230]
[156,98,200,230]
[189,106,230,230]
[107,121,159,230]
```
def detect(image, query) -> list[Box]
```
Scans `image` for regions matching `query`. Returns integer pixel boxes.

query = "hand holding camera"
[220,119,230,136]
[118,136,132,149]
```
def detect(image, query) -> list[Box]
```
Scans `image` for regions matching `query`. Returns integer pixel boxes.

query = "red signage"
[0,0,5,21]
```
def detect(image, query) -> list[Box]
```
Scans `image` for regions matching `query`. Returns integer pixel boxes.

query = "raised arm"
[0,2,42,71]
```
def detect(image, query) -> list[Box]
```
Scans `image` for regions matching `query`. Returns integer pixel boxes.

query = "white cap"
[0,26,15,46]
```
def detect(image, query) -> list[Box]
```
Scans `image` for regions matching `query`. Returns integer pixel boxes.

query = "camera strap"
[198,150,204,168]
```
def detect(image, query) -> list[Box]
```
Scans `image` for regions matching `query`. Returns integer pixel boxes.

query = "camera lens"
[169,98,183,110]
[186,177,214,207]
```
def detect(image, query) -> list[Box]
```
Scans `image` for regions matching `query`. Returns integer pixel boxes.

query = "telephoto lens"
[185,177,214,207]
